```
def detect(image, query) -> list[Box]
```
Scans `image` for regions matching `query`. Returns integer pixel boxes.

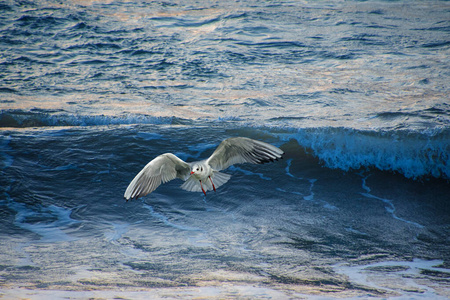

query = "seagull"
[124,137,284,200]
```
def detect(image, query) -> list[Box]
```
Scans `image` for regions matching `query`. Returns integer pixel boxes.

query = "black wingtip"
[256,154,284,164]
[124,196,136,202]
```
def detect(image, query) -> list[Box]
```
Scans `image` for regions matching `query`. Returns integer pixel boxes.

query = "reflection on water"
[1,0,449,130]
[0,125,449,298]
[0,0,449,298]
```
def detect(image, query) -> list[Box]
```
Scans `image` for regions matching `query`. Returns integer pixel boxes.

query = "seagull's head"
[190,164,205,177]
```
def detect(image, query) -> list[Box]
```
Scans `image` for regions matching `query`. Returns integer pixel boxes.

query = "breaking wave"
[282,127,449,180]
[0,110,187,127]
[1,109,448,180]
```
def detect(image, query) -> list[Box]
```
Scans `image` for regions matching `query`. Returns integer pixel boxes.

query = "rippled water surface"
[1,0,449,298]
[1,0,449,129]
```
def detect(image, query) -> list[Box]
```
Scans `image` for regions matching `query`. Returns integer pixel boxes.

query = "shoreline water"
[1,0,449,298]
[1,124,449,299]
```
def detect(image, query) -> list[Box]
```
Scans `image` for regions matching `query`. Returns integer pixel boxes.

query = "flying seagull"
[124,137,284,200]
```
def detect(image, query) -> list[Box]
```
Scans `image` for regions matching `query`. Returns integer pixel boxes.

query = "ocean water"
[0,0,449,299]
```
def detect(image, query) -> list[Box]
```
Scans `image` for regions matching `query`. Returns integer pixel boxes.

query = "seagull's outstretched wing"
[206,137,284,171]
[124,153,190,201]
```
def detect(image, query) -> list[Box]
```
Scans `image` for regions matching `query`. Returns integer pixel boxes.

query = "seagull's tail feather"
[211,171,232,189]
[180,171,231,193]
[180,177,202,192]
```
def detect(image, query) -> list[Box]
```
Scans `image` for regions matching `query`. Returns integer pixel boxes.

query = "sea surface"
[1,0,449,299]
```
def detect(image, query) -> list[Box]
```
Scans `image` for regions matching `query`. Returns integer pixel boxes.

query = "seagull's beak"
[190,171,195,175]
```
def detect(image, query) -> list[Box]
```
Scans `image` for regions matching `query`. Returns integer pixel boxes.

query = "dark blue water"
[1,0,449,298]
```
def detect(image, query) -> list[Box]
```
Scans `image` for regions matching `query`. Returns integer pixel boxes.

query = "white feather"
[124,137,283,200]
[180,171,231,193]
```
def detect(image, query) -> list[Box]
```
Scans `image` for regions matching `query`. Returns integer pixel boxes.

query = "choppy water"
[1,0,449,299]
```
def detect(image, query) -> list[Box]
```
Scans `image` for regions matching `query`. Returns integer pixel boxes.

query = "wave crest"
[0,110,187,128]
[282,127,449,179]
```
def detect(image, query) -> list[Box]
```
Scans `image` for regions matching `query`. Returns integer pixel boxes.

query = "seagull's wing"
[206,137,284,171]
[124,153,190,200]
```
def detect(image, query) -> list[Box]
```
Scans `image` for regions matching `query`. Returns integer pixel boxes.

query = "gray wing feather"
[124,153,190,200]
[206,137,284,171]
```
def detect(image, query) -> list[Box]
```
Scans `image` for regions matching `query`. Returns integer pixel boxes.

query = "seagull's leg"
[199,180,206,196]
[209,176,216,192]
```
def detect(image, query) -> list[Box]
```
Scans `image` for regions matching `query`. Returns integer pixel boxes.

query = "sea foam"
[282,127,449,179]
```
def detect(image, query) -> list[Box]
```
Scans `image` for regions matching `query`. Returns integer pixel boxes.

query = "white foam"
[229,166,271,180]
[7,199,80,242]
[360,175,425,229]
[303,178,317,201]
[345,226,368,235]
[142,203,203,232]
[334,259,449,299]
[281,127,450,179]
[104,222,129,242]
[284,160,317,200]
[0,285,311,300]
[284,159,297,178]
[1,111,175,128]
[276,187,303,196]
